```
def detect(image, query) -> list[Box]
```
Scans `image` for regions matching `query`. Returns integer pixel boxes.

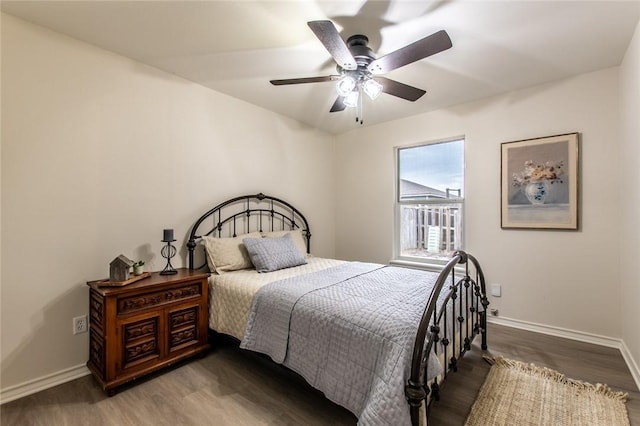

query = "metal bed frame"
[187,193,489,425]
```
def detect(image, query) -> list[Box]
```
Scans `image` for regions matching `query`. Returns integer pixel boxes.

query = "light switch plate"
[491,284,501,297]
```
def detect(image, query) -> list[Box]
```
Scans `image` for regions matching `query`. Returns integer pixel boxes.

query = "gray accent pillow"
[261,229,309,257]
[243,233,307,273]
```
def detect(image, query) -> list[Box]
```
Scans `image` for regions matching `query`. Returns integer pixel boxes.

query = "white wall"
[335,68,624,341]
[620,21,640,380]
[0,14,336,395]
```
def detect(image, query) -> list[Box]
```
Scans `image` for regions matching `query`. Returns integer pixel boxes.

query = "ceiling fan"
[270,20,452,119]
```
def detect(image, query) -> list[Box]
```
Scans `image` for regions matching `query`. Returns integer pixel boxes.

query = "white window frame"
[392,137,466,270]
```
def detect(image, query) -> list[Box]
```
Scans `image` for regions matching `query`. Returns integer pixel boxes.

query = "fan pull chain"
[356,86,364,125]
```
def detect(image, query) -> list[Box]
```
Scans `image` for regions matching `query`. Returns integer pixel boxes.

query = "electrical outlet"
[73,315,88,335]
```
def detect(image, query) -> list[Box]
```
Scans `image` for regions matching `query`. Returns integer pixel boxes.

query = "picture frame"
[501,132,579,229]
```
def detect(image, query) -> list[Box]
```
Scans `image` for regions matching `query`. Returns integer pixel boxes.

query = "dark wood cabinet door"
[167,301,201,354]
[117,310,163,373]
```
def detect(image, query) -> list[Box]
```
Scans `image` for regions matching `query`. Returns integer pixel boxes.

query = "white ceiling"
[2,1,639,135]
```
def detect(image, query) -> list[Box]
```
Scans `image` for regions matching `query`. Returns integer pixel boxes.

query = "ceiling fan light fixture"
[363,78,383,100]
[272,21,452,123]
[343,90,359,108]
[336,75,357,97]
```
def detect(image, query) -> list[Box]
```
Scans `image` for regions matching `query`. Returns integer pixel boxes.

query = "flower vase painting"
[501,133,579,229]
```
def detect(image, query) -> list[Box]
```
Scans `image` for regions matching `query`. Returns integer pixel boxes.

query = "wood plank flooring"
[2,323,638,425]
[429,323,639,426]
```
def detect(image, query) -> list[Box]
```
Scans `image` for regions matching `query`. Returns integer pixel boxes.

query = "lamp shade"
[344,90,359,108]
[363,78,383,100]
[336,75,357,97]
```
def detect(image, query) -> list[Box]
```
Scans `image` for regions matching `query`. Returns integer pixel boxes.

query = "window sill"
[390,257,468,275]
[389,258,446,272]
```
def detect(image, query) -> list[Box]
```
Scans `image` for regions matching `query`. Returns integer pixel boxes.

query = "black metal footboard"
[405,251,489,426]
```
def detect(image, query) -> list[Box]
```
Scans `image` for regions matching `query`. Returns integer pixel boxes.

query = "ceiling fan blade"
[374,77,426,101]
[368,30,452,74]
[270,75,339,85]
[308,20,357,71]
[330,96,347,112]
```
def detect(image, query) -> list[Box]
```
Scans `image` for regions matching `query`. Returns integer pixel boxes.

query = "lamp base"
[160,242,178,275]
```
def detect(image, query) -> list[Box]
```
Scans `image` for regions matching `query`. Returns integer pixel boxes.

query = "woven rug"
[464,357,630,426]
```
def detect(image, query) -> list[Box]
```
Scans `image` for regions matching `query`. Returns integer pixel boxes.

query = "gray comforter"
[241,262,445,426]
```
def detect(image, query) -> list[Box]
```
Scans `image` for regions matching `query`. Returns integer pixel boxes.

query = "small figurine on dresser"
[109,254,134,282]
[94,254,150,287]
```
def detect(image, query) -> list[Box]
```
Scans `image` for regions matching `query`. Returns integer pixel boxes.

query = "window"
[395,138,465,262]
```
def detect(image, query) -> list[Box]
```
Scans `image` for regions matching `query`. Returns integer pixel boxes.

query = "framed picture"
[501,133,579,229]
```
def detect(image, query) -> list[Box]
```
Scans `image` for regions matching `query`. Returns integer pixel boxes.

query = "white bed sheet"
[208,256,345,339]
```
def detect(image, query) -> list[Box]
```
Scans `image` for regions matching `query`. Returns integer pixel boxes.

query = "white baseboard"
[620,340,640,392]
[488,316,640,391]
[0,364,90,405]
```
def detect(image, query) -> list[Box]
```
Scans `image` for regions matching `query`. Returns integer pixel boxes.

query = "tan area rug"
[464,357,630,426]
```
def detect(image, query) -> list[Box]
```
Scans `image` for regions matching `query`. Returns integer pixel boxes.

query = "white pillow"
[201,232,262,274]
[261,229,309,257]
[243,233,307,273]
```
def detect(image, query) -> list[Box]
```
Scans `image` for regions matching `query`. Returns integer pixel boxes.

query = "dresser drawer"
[117,282,202,315]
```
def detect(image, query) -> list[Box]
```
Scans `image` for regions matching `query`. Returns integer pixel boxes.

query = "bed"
[187,193,489,426]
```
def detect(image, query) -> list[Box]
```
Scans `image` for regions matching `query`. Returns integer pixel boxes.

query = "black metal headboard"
[187,193,311,270]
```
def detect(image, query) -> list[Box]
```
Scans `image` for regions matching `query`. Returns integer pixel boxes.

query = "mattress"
[208,256,345,339]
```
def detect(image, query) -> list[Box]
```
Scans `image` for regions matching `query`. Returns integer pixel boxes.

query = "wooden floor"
[429,323,639,426]
[2,323,638,425]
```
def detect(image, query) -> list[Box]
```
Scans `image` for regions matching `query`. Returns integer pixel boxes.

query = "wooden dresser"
[86,269,210,395]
